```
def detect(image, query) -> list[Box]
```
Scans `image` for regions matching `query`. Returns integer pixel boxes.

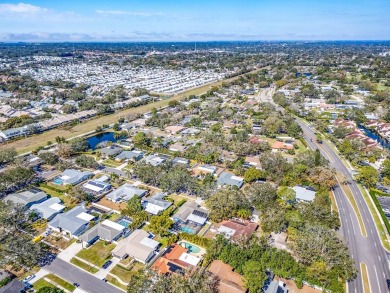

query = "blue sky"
[0,0,389,41]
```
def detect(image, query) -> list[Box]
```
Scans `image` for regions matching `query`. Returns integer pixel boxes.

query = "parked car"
[22,274,35,283]
[102,260,112,269]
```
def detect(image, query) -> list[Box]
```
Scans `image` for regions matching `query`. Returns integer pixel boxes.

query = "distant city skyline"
[0,0,389,42]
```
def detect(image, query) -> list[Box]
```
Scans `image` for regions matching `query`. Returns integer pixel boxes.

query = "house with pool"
[53,169,93,186]
[172,201,208,234]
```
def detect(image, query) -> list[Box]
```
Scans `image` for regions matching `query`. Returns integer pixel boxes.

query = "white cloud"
[0,3,47,14]
[96,9,163,17]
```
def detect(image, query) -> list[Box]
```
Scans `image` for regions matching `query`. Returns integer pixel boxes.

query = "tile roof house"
[217,172,244,189]
[106,183,147,202]
[165,125,186,135]
[112,229,159,263]
[217,220,258,241]
[3,189,48,208]
[152,243,201,275]
[292,185,316,202]
[48,205,95,238]
[30,197,66,220]
[142,192,173,215]
[271,141,294,151]
[80,219,125,246]
[56,169,93,185]
[208,260,246,293]
[115,150,145,162]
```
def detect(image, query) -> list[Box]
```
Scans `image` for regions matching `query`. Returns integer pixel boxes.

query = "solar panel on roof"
[167,262,184,273]
[192,210,207,218]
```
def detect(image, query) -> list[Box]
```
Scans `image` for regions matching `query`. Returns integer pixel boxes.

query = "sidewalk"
[57,242,83,262]
[29,268,50,284]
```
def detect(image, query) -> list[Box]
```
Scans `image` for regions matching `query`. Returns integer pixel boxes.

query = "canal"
[358,126,390,150]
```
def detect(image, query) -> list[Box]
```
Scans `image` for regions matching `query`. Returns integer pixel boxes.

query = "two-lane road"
[297,120,390,293]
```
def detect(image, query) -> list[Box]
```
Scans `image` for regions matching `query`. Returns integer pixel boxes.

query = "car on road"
[22,274,35,283]
[387,279,390,289]
[102,260,112,269]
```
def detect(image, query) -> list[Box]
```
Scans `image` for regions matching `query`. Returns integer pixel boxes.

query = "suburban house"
[152,243,201,275]
[97,145,124,158]
[165,125,186,135]
[168,142,187,153]
[172,157,190,166]
[106,183,148,202]
[3,189,48,208]
[144,154,167,166]
[193,164,219,177]
[80,219,125,247]
[112,229,159,263]
[115,150,145,162]
[54,169,93,186]
[244,156,261,168]
[48,205,95,238]
[208,260,246,293]
[172,201,208,234]
[29,197,66,220]
[0,279,28,293]
[217,172,244,189]
[271,141,294,152]
[181,127,201,136]
[264,280,288,293]
[83,179,112,195]
[292,185,316,202]
[142,192,172,215]
[217,220,258,241]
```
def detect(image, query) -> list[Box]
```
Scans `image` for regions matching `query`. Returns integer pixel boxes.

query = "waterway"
[87,132,119,149]
[358,126,390,150]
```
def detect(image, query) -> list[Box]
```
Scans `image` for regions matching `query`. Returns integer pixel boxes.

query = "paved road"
[297,119,390,293]
[45,258,123,293]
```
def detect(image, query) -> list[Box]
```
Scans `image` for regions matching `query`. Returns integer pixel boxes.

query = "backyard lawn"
[76,241,116,267]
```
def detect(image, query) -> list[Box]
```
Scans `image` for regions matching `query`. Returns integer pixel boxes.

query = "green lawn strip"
[106,276,128,291]
[336,173,367,237]
[45,273,76,292]
[358,186,390,251]
[33,278,56,291]
[76,241,116,267]
[70,257,99,273]
[103,159,123,167]
[360,263,371,293]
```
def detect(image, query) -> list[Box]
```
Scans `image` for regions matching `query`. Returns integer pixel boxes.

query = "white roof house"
[143,193,172,215]
[106,183,148,202]
[56,169,93,185]
[83,180,112,194]
[112,229,159,263]
[292,186,316,202]
[30,197,65,220]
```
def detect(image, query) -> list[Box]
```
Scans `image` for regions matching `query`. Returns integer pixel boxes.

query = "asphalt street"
[297,119,390,293]
[45,258,123,293]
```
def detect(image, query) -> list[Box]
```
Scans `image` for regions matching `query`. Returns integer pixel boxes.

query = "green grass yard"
[70,258,99,273]
[76,241,116,267]
[45,274,76,292]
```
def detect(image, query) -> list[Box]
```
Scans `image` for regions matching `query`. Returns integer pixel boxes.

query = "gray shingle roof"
[3,189,48,207]
[106,183,147,202]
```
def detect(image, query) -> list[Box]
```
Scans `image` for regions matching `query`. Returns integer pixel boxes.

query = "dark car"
[102,260,112,269]
[387,279,390,289]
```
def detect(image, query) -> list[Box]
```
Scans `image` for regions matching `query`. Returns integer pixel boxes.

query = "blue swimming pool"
[52,178,63,185]
[180,241,201,253]
[180,227,196,234]
[118,219,132,228]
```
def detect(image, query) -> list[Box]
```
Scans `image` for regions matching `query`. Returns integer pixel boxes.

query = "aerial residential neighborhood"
[0,1,390,293]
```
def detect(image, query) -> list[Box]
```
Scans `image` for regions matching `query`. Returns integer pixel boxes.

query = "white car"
[22,274,35,283]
